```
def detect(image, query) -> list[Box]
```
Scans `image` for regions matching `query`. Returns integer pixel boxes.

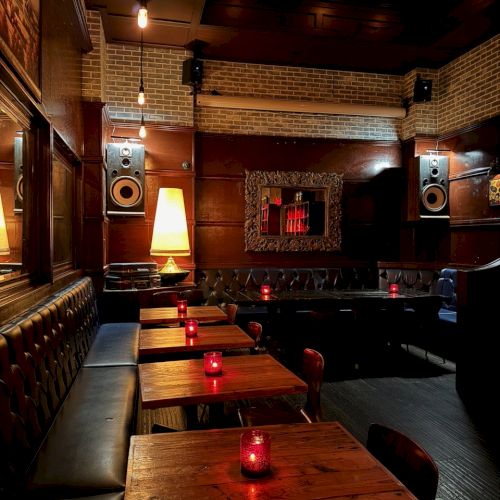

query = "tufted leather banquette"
[0,277,139,499]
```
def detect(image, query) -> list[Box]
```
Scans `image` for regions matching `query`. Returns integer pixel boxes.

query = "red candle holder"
[177,299,187,314]
[389,283,399,294]
[184,319,198,337]
[260,284,271,296]
[204,351,223,376]
[240,430,271,477]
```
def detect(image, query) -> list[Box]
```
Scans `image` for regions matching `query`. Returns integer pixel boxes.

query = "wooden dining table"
[139,354,307,410]
[139,324,255,356]
[139,305,228,325]
[125,421,416,499]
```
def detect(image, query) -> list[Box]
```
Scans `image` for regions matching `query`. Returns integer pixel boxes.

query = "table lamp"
[0,194,10,256]
[150,188,190,285]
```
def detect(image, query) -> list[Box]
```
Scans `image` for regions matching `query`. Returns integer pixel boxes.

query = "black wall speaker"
[413,76,432,102]
[417,155,449,218]
[106,143,145,216]
[182,58,203,86]
[14,136,23,214]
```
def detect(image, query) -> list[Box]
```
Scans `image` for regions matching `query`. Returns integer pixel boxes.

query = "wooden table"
[139,354,307,410]
[139,324,255,356]
[139,305,228,325]
[125,421,416,499]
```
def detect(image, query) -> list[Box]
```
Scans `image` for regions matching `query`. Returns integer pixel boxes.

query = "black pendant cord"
[140,30,144,89]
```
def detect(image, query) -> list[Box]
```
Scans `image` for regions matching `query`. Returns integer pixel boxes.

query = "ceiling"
[85,0,499,74]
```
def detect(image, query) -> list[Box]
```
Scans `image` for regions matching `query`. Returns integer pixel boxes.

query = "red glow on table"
[389,283,399,293]
[204,351,223,376]
[260,284,271,296]
[184,319,198,337]
[240,430,271,477]
[177,299,187,313]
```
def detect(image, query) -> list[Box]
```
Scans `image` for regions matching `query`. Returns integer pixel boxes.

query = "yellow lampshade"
[150,188,190,258]
[0,194,10,256]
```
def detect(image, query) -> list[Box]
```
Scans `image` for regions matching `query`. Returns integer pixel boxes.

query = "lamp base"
[159,270,189,286]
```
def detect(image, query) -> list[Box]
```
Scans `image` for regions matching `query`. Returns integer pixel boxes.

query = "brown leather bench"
[0,277,139,499]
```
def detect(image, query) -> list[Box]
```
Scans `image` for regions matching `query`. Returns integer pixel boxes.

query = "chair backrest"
[302,348,324,422]
[152,291,179,307]
[179,289,205,305]
[367,423,439,500]
[225,303,239,324]
[246,321,263,352]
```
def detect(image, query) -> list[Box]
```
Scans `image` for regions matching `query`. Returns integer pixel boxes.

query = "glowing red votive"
[260,284,271,295]
[184,319,198,337]
[204,351,223,376]
[240,430,271,477]
[389,283,399,293]
[177,299,187,313]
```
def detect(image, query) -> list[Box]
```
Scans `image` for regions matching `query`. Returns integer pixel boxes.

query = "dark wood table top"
[139,305,228,325]
[139,354,307,409]
[125,421,416,499]
[139,324,255,356]
[224,288,442,314]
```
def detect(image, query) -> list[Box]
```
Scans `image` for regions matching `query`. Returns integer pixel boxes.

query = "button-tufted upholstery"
[0,277,139,499]
[195,267,379,305]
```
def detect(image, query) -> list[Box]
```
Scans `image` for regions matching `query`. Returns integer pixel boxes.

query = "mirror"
[245,170,343,252]
[0,106,24,277]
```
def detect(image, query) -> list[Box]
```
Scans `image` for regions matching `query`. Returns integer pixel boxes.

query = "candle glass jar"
[260,284,271,296]
[240,430,271,477]
[177,299,188,313]
[184,319,198,337]
[204,351,223,376]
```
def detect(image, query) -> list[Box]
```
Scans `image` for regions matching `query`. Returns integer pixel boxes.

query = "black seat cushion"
[83,323,139,367]
[27,366,137,498]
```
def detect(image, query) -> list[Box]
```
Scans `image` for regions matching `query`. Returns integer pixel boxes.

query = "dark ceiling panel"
[85,0,500,74]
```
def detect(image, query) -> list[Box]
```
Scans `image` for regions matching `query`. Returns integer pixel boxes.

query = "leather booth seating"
[378,265,458,360]
[194,267,379,327]
[0,277,139,499]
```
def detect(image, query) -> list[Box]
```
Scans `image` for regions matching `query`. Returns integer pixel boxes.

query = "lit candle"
[260,284,271,296]
[240,430,271,477]
[204,351,223,376]
[177,299,187,314]
[389,283,399,294]
[184,319,198,337]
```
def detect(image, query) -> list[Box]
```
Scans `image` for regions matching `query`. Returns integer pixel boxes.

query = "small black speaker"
[413,76,432,103]
[182,58,203,86]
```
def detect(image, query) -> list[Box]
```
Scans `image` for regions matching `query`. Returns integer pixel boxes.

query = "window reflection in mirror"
[52,150,74,265]
[0,106,24,278]
[260,187,326,237]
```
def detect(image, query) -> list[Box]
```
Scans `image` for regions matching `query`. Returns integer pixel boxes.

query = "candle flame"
[212,362,218,368]
[249,453,256,462]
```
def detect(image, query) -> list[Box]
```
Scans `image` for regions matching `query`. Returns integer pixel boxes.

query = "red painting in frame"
[0,0,41,100]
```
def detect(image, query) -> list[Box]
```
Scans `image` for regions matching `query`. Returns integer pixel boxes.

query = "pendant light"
[138,0,148,29]
[139,111,147,138]
[138,31,145,105]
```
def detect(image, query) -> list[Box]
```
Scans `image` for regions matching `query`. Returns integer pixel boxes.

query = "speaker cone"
[110,176,143,208]
[421,184,447,212]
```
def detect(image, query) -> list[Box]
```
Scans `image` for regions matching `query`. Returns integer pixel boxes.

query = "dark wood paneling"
[40,0,86,157]
[195,132,401,268]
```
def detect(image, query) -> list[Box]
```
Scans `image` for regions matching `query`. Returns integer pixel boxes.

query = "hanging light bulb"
[139,112,147,139]
[138,83,145,105]
[138,0,148,29]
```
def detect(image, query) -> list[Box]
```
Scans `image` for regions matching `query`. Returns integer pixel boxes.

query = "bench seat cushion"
[83,323,140,367]
[27,366,137,498]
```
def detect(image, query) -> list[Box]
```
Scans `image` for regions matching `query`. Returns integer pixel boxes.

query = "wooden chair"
[151,291,179,307]
[225,303,238,324]
[238,348,324,426]
[367,423,439,500]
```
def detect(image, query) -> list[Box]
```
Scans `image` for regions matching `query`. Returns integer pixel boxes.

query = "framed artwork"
[0,0,41,100]
[489,175,500,207]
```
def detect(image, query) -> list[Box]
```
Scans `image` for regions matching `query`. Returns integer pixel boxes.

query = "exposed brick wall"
[197,60,403,140]
[105,44,193,127]
[439,34,499,135]
[82,10,106,101]
[401,69,439,141]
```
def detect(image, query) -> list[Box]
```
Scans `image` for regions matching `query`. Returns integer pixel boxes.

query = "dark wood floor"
[138,346,500,500]
[290,347,500,500]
